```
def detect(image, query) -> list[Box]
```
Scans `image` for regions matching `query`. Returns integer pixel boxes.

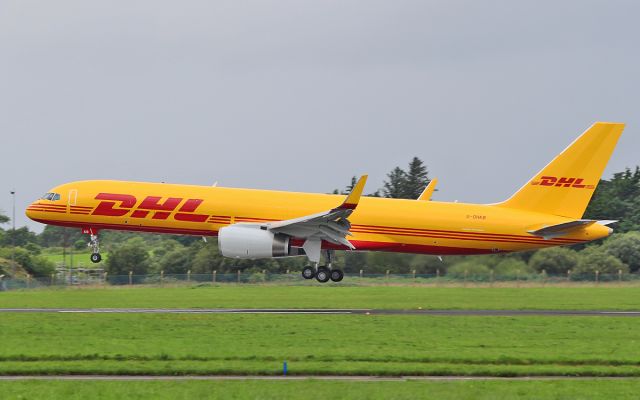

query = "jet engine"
[218,225,301,259]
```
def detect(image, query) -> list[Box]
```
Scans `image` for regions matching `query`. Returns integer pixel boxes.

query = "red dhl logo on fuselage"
[91,193,208,222]
[531,176,595,189]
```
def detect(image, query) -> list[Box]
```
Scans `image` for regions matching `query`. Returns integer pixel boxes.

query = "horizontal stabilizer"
[528,220,598,240]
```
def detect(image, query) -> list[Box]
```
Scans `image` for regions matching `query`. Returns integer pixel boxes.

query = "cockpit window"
[40,193,61,201]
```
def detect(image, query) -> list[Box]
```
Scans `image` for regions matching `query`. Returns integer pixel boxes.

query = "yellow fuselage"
[26,180,610,255]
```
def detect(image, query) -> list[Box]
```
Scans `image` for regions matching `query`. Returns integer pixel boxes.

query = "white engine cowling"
[219,225,294,259]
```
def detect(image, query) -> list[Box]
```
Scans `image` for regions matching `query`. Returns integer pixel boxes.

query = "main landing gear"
[301,250,344,283]
[88,232,102,263]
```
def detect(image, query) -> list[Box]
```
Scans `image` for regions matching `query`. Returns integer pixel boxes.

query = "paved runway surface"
[1,308,640,316]
[1,375,640,381]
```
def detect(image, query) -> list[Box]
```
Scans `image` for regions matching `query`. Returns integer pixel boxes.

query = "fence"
[0,269,638,290]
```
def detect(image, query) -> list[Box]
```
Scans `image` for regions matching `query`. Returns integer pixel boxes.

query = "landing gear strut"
[88,233,102,263]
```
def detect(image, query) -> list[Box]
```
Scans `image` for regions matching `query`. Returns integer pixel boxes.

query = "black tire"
[315,267,330,283]
[330,269,344,282]
[302,266,315,280]
[90,253,102,263]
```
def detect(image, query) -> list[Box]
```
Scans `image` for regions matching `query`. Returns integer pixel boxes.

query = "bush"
[528,247,579,275]
[446,261,491,280]
[0,247,54,277]
[603,232,640,272]
[575,246,628,276]
[493,258,533,279]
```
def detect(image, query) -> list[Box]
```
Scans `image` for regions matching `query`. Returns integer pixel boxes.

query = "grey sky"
[1,0,639,232]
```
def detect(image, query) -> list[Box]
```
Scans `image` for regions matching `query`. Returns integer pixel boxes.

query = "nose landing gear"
[84,229,102,263]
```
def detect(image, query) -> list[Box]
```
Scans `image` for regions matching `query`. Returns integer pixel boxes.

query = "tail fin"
[498,122,625,218]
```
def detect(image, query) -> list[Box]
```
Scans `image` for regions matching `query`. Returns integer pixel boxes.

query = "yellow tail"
[498,122,625,218]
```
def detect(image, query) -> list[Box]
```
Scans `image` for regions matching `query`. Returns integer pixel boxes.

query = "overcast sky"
[1,0,638,232]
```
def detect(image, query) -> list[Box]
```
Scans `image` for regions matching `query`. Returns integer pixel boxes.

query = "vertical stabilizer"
[498,122,625,218]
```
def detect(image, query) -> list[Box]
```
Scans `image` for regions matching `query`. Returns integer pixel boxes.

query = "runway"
[1,308,640,316]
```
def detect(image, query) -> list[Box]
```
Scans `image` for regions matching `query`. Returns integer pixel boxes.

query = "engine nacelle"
[219,224,299,259]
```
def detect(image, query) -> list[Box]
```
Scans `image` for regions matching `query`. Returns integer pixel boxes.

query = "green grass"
[1,379,640,399]
[40,249,99,268]
[2,285,640,310]
[1,313,640,376]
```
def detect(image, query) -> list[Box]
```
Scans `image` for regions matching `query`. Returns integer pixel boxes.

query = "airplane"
[26,122,624,283]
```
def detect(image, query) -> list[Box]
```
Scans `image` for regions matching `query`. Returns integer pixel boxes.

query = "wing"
[266,175,368,262]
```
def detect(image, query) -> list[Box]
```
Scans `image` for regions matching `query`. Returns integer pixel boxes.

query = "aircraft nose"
[25,202,36,220]
[24,202,39,219]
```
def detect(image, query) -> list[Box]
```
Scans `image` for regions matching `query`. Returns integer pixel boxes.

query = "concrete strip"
[1,308,640,316]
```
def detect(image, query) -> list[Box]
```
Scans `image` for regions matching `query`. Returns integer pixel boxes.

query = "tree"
[105,238,151,275]
[383,157,431,199]
[191,242,223,273]
[39,225,84,247]
[0,227,38,247]
[158,247,192,274]
[528,247,579,275]
[403,157,430,199]
[383,167,408,199]
[584,167,640,232]
[603,232,640,273]
[0,211,9,225]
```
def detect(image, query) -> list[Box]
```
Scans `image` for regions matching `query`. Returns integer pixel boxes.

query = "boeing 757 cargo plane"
[26,122,624,282]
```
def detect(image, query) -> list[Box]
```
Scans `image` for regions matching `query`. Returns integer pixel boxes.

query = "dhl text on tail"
[26,122,624,282]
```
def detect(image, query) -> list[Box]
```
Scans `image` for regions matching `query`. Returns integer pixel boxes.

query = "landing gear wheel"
[315,267,330,283]
[330,269,344,282]
[302,266,315,280]
[90,253,102,263]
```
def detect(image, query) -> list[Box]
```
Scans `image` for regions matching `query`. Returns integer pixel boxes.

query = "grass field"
[2,285,640,399]
[40,249,97,267]
[2,285,640,310]
[2,379,640,400]
[1,312,640,376]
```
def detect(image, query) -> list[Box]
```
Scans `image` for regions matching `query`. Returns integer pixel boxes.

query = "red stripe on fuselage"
[31,218,218,237]
[30,217,501,255]
[351,224,581,244]
[27,208,67,214]
[350,227,578,246]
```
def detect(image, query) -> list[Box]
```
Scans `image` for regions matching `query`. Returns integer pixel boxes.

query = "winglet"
[339,175,368,210]
[418,178,438,201]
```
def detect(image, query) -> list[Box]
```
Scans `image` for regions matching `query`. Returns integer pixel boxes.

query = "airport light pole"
[10,190,15,275]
